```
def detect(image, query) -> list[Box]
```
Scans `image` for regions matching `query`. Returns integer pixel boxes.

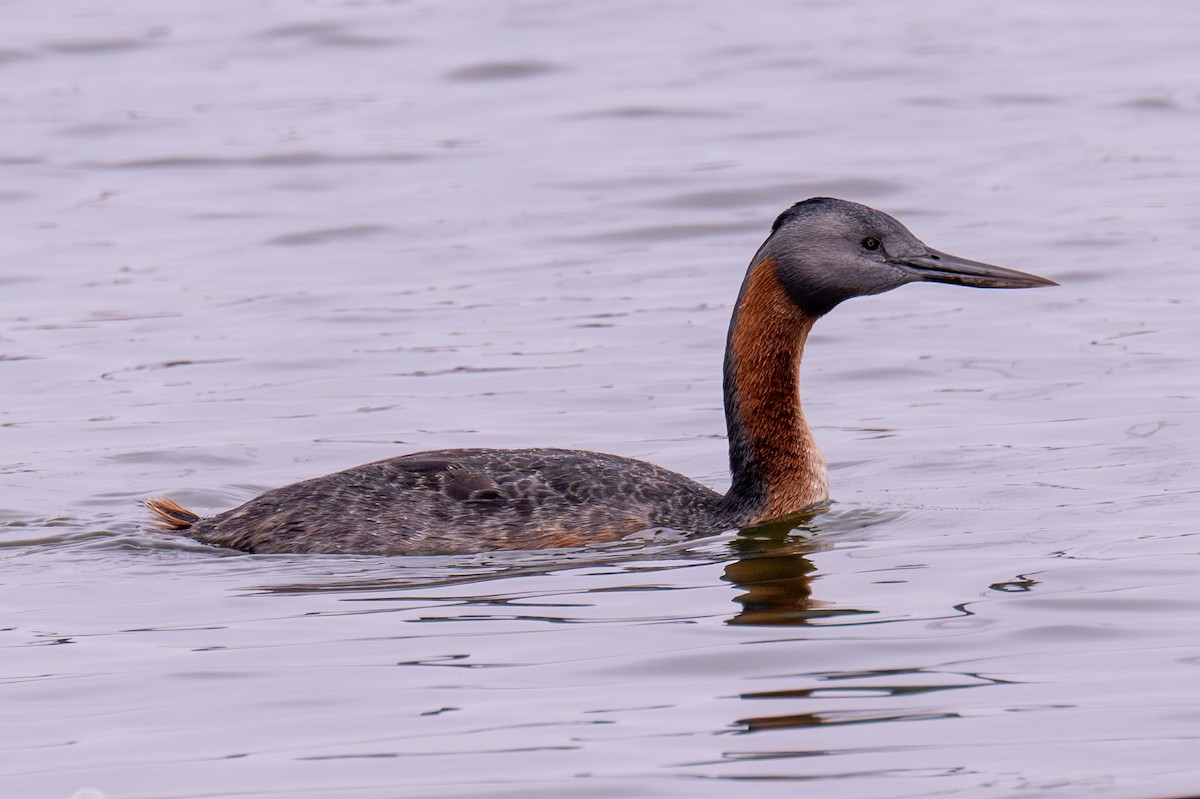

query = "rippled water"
[3,2,1199,797]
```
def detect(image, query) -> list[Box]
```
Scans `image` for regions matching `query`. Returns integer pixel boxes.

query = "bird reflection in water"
[723,512,877,626]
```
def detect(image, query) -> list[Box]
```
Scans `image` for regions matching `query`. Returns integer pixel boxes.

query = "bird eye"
[861,237,881,251]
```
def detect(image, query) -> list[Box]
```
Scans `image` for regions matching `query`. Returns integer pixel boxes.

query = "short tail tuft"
[145,496,201,531]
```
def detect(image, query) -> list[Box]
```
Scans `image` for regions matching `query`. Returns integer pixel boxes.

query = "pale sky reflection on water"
[2,2,1199,797]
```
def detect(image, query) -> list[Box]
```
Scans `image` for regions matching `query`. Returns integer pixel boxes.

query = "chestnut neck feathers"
[720,256,827,524]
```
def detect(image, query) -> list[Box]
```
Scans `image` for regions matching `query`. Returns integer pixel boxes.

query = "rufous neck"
[721,257,828,524]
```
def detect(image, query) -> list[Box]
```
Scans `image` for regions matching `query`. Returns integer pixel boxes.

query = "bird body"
[157,449,727,555]
[147,198,1055,555]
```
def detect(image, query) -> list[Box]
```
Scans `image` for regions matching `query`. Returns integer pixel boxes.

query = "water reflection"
[723,514,877,626]
[11,507,897,630]
[734,708,960,732]
[226,509,894,629]
[732,668,1017,735]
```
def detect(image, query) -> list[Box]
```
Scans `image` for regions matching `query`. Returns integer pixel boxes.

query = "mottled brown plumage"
[153,449,726,555]
[146,198,1056,555]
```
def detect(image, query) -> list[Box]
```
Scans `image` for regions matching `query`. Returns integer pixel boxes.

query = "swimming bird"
[147,198,1056,555]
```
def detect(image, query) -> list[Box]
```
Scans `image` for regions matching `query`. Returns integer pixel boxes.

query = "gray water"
[2,2,1198,797]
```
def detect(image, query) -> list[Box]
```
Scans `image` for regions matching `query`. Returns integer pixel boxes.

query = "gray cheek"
[829,262,904,299]
[862,265,915,296]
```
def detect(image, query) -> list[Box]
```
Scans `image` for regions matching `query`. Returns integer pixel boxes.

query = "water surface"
[2,2,1198,797]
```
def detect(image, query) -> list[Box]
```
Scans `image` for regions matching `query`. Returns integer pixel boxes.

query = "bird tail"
[145,496,200,531]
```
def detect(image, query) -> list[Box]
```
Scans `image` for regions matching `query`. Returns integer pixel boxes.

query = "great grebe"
[147,198,1056,554]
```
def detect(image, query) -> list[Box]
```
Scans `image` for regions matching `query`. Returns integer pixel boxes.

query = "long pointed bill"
[896,248,1058,289]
